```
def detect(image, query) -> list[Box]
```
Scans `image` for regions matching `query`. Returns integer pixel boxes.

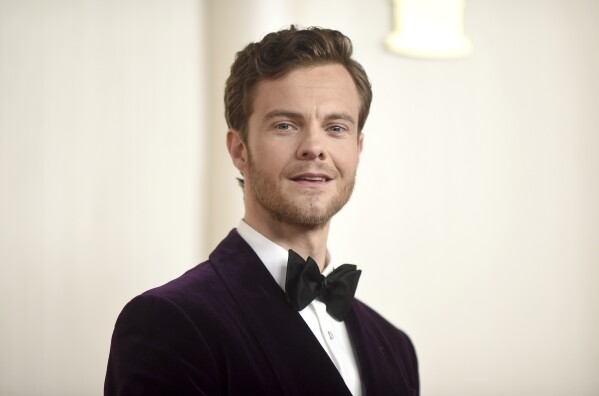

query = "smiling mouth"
[292,175,330,182]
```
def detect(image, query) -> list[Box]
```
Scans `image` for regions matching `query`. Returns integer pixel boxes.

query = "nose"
[296,125,326,161]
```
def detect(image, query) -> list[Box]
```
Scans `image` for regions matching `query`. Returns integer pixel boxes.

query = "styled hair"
[224,25,372,143]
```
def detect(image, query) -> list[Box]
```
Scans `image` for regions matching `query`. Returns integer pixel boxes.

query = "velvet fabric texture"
[105,230,419,395]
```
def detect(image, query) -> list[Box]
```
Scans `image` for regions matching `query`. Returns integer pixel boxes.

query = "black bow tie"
[285,249,361,321]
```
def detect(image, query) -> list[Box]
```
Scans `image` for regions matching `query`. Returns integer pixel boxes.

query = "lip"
[290,172,332,187]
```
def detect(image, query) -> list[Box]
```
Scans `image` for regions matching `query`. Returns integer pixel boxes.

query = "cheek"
[251,137,280,158]
[335,147,361,174]
[251,144,288,173]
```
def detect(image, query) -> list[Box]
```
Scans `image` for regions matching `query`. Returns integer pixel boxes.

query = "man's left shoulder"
[352,299,409,332]
[348,299,419,394]
[350,298,417,355]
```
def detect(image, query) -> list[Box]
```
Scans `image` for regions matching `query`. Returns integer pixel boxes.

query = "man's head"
[226,26,370,229]
[224,25,372,144]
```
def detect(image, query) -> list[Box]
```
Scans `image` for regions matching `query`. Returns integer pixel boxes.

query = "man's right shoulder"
[144,260,220,300]
[105,260,233,395]
[127,259,228,320]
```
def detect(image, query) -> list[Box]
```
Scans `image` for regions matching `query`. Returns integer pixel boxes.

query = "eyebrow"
[263,110,303,122]
[324,112,356,126]
[263,110,356,126]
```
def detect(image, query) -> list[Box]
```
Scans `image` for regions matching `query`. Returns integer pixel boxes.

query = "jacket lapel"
[209,230,352,396]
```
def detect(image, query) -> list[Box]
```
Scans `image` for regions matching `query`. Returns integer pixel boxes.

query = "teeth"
[302,176,325,181]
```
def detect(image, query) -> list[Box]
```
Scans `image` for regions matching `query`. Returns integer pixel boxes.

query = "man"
[105,25,419,395]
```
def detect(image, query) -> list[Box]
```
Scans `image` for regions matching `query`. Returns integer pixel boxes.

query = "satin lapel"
[345,302,416,396]
[209,230,352,396]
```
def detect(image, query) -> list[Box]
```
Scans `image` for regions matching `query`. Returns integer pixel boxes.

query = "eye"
[276,123,292,131]
[328,125,347,133]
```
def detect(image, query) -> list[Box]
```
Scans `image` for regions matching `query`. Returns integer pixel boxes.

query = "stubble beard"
[246,156,356,228]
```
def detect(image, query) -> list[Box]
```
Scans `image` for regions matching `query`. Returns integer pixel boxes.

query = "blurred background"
[1,0,598,395]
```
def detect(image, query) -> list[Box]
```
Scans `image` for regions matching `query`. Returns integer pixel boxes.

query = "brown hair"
[224,25,372,143]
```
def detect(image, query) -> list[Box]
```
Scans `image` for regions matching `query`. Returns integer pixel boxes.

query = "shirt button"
[328,330,334,340]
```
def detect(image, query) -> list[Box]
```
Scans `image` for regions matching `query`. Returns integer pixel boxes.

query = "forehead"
[249,64,360,121]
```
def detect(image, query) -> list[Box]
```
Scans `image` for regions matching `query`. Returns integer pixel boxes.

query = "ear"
[226,129,249,174]
[358,133,364,154]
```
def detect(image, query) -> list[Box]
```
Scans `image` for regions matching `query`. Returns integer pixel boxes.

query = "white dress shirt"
[236,220,362,396]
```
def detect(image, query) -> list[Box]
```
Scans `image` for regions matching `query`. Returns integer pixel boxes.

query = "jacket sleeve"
[104,294,220,396]
[401,330,419,395]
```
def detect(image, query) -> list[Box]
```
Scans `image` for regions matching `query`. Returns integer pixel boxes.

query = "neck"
[244,212,331,272]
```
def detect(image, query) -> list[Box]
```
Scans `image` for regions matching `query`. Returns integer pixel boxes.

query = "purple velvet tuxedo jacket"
[105,229,419,395]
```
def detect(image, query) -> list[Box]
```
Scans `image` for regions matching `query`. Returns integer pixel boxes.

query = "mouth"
[291,173,332,184]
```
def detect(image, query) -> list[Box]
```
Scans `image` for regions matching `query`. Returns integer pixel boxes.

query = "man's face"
[233,63,363,228]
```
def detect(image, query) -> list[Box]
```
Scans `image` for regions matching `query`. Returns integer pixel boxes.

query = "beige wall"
[1,0,598,395]
[0,0,207,394]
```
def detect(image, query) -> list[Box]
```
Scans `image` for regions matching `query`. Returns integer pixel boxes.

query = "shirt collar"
[236,220,334,291]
